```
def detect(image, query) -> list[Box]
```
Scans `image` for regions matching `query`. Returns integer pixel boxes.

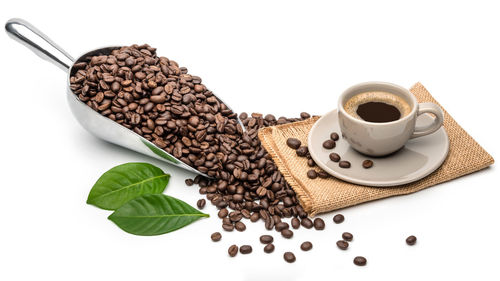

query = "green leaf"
[87,163,170,210]
[141,139,179,164]
[108,194,209,236]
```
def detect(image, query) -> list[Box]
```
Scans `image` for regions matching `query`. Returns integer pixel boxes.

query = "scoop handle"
[5,18,74,71]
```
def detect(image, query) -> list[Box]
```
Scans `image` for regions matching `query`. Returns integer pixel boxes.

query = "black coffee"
[356,102,401,123]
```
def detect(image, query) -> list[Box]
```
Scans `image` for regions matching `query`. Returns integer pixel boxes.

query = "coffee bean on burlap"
[286,138,301,149]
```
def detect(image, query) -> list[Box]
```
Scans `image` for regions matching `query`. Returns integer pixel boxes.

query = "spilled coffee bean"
[228,245,238,257]
[275,222,290,232]
[300,241,313,251]
[284,252,296,263]
[336,240,349,250]
[240,245,252,254]
[317,170,329,178]
[235,221,246,232]
[354,256,367,266]
[406,235,417,245]
[286,138,302,149]
[342,232,353,241]
[196,199,206,209]
[307,169,318,179]
[281,229,294,239]
[329,152,341,162]
[313,218,325,230]
[211,232,221,242]
[339,161,351,168]
[291,218,300,229]
[264,243,275,253]
[333,214,345,224]
[330,132,339,141]
[301,217,313,229]
[323,140,336,149]
[296,146,309,157]
[362,159,373,169]
[260,235,274,244]
[300,112,311,119]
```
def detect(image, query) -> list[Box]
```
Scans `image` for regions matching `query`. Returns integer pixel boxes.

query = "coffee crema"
[343,91,411,123]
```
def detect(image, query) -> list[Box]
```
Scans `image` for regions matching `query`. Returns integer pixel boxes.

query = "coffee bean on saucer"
[307,169,317,179]
[228,245,238,257]
[317,170,329,178]
[286,138,301,149]
[281,229,294,238]
[211,232,221,242]
[260,235,274,244]
[342,232,353,241]
[240,245,252,254]
[300,112,311,119]
[336,240,349,250]
[235,221,246,231]
[329,153,341,162]
[330,132,339,141]
[406,235,417,245]
[291,218,300,229]
[296,146,309,157]
[301,217,313,229]
[185,179,194,186]
[323,140,336,149]
[362,160,373,169]
[197,199,206,209]
[313,218,325,230]
[339,161,351,168]
[353,256,367,266]
[301,241,313,251]
[264,243,275,253]
[284,252,296,263]
[333,214,345,224]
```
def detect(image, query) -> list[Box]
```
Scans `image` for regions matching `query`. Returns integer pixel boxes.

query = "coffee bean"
[336,240,349,250]
[291,218,300,229]
[306,169,317,179]
[286,138,301,149]
[329,152,341,162]
[281,229,294,239]
[301,218,313,229]
[275,222,290,232]
[342,232,353,241]
[362,160,373,169]
[260,235,274,244]
[406,235,417,245]
[218,208,229,218]
[222,224,234,232]
[300,112,311,119]
[313,218,325,230]
[185,179,194,186]
[196,199,206,209]
[284,252,296,263]
[250,212,260,222]
[296,146,309,157]
[333,214,345,224]
[300,241,313,251]
[317,170,329,178]
[235,221,246,232]
[211,232,221,242]
[353,256,367,266]
[330,132,339,141]
[339,161,351,168]
[228,245,238,257]
[264,243,275,253]
[240,245,252,254]
[322,140,336,149]
[307,158,316,167]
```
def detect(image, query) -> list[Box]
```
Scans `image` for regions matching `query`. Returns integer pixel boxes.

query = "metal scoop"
[5,18,243,178]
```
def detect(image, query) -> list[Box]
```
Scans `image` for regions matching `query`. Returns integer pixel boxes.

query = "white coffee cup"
[338,82,444,156]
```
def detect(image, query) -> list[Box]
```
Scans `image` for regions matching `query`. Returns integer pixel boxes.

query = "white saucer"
[308,109,449,187]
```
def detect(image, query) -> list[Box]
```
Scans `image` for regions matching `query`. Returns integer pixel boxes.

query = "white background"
[1,1,499,280]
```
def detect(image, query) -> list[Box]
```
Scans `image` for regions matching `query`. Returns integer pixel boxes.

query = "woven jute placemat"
[258,82,494,216]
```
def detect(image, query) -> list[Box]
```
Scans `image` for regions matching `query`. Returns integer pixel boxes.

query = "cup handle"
[410,102,444,139]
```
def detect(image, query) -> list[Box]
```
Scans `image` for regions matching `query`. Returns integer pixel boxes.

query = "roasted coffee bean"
[301,218,313,229]
[281,229,294,239]
[235,221,246,232]
[228,245,238,257]
[307,169,317,179]
[286,138,301,149]
[284,252,296,263]
[329,153,341,162]
[240,245,252,254]
[322,140,336,149]
[260,235,274,244]
[222,224,234,232]
[330,132,339,141]
[333,214,345,224]
[362,159,373,169]
[307,158,316,167]
[336,240,349,250]
[211,232,221,242]
[291,218,300,229]
[313,218,325,230]
[264,243,275,253]
[317,170,329,178]
[250,212,260,222]
[353,256,367,266]
[275,222,290,232]
[406,235,417,245]
[218,208,229,218]
[339,161,351,168]
[197,199,206,209]
[300,241,313,251]
[296,146,309,157]
[300,112,311,119]
[342,232,353,241]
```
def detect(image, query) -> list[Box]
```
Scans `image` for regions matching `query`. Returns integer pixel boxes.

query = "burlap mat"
[258,82,494,216]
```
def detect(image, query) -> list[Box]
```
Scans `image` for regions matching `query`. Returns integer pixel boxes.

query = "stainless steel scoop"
[5,18,243,178]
